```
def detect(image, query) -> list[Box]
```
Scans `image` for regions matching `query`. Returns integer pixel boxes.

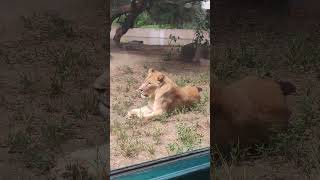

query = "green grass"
[8,112,73,173]
[116,129,142,158]
[285,35,320,73]
[20,12,76,40]
[48,74,65,96]
[112,97,133,117]
[18,72,36,94]
[167,123,203,155]
[152,128,163,145]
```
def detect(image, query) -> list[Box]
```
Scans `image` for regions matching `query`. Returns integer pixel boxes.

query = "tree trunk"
[112,0,148,46]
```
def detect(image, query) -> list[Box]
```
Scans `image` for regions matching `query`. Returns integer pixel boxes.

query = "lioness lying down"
[212,76,296,147]
[127,68,203,120]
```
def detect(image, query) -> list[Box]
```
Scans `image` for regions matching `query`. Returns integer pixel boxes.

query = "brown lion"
[212,76,296,147]
[127,68,203,120]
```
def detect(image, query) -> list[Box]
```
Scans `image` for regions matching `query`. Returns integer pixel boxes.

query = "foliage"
[147,1,201,28]
[112,0,207,29]
[192,4,210,46]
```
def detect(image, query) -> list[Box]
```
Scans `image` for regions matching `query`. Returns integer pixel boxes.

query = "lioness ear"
[148,68,155,74]
[157,74,165,82]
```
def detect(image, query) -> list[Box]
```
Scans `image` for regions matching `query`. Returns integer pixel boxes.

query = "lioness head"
[138,68,165,98]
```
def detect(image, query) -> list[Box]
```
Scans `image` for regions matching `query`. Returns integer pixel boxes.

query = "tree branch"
[113,0,149,45]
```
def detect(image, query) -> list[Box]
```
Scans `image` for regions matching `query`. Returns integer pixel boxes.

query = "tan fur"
[127,68,202,120]
[212,76,291,147]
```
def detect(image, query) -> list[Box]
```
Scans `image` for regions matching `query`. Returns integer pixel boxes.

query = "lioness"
[127,68,203,120]
[212,76,296,147]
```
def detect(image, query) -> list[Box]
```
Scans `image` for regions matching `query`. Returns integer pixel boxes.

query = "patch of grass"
[152,128,163,145]
[167,123,203,154]
[175,72,209,87]
[7,114,71,173]
[67,104,83,120]
[18,72,35,94]
[213,48,242,81]
[44,98,60,113]
[285,34,320,73]
[79,90,100,119]
[112,97,133,117]
[211,144,258,180]
[111,120,122,134]
[153,112,171,123]
[127,115,142,129]
[62,161,94,180]
[238,40,257,68]
[145,144,156,156]
[20,12,76,40]
[117,65,134,74]
[175,77,192,87]
[126,77,138,88]
[24,147,56,173]
[7,108,34,152]
[8,128,32,153]
[116,129,141,158]
[40,116,72,148]
[50,47,91,81]
[62,154,107,180]
[90,146,108,180]
[48,74,64,96]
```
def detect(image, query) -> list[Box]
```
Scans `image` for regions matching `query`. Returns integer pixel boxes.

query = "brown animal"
[127,68,202,120]
[212,76,296,147]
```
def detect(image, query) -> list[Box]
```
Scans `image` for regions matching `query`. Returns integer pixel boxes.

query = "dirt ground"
[110,45,210,169]
[0,5,107,180]
[212,8,320,180]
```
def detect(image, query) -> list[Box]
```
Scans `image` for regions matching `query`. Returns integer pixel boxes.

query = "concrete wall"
[110,27,210,45]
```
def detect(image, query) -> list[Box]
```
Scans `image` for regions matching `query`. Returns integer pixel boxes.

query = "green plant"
[145,144,156,155]
[213,48,241,81]
[238,40,257,68]
[192,7,209,46]
[49,73,64,96]
[163,34,180,61]
[116,129,141,158]
[112,98,132,117]
[152,128,163,145]
[285,34,320,72]
[20,12,76,40]
[167,123,203,154]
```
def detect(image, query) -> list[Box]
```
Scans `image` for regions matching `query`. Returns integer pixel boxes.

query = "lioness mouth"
[141,93,148,98]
